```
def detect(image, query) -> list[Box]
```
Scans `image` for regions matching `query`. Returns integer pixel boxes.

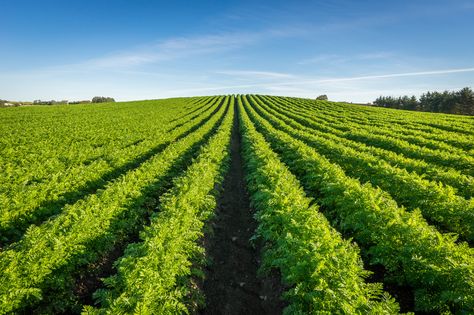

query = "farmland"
[0,95,473,314]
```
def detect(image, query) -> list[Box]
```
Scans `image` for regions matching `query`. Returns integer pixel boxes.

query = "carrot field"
[0,95,473,314]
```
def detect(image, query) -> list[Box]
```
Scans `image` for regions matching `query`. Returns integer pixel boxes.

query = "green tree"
[92,96,116,103]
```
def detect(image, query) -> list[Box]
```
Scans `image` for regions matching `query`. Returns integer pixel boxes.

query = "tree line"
[0,96,116,107]
[373,87,474,115]
[32,96,115,105]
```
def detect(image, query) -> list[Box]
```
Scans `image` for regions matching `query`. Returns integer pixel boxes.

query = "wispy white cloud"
[215,70,296,79]
[298,54,346,65]
[357,52,395,60]
[8,28,302,76]
[76,33,261,69]
[311,67,474,83]
[0,32,259,78]
[298,51,394,65]
[161,67,474,97]
[2,8,473,104]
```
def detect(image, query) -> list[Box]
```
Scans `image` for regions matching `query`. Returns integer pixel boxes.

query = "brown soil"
[199,106,285,315]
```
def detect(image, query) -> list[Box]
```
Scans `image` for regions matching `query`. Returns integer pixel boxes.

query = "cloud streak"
[165,67,474,93]
[13,27,303,75]
[78,33,261,69]
[0,32,261,77]
[314,67,474,83]
[215,70,296,79]
[298,52,395,65]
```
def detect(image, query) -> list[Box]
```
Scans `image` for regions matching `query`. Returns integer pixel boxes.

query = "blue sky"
[1,0,473,102]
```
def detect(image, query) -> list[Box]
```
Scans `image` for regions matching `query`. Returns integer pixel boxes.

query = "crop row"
[1,94,472,314]
[0,96,220,244]
[84,96,234,314]
[248,95,474,240]
[241,95,474,313]
[294,96,474,139]
[275,96,474,161]
[299,98,473,153]
[282,96,474,153]
[238,96,400,314]
[259,95,474,198]
[0,96,229,314]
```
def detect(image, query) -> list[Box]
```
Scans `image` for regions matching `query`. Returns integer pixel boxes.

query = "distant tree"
[69,100,92,105]
[374,96,399,108]
[406,95,418,110]
[455,87,474,115]
[92,96,115,103]
[374,87,474,115]
[316,94,328,100]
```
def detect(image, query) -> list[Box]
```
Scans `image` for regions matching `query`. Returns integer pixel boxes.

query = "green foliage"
[91,96,116,103]
[242,94,474,314]
[248,94,474,241]
[0,93,473,314]
[0,96,219,244]
[238,95,400,314]
[85,96,234,314]
[260,94,474,197]
[0,97,228,314]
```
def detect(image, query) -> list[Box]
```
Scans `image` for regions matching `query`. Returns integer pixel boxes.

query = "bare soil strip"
[200,106,284,315]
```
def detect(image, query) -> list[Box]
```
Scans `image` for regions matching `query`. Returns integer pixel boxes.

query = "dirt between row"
[199,106,285,314]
